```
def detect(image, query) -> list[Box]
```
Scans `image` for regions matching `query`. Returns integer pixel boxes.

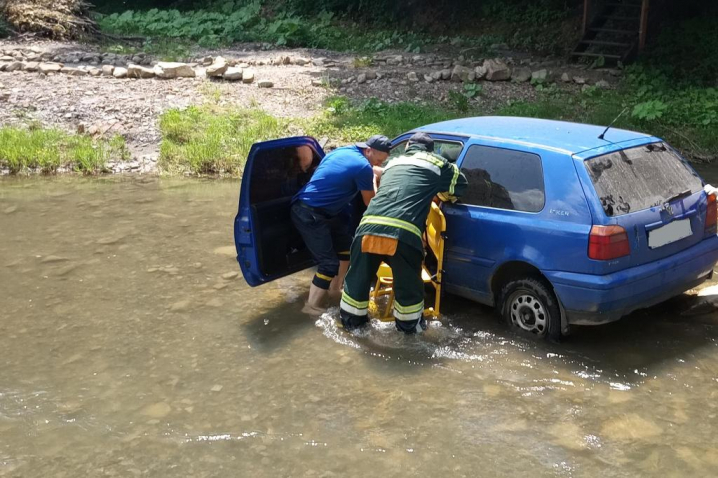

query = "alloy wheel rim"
[510,293,547,336]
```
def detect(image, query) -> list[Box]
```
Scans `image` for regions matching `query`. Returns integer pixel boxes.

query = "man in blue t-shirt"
[291,135,391,315]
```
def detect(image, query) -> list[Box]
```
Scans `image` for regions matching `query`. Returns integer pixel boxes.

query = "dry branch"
[1,0,98,39]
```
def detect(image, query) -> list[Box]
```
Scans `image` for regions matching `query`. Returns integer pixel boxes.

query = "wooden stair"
[572,0,645,64]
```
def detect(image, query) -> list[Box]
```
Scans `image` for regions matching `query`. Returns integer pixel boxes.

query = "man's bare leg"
[302,283,328,315]
[328,261,349,300]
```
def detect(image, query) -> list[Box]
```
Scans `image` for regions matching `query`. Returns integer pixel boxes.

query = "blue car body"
[235,117,718,331]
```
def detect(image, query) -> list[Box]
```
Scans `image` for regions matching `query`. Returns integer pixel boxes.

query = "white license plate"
[648,218,692,249]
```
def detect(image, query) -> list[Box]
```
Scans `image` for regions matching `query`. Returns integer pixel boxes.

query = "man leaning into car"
[291,135,391,315]
[340,133,468,333]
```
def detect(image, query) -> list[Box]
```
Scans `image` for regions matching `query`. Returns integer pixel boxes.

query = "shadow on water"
[240,300,317,353]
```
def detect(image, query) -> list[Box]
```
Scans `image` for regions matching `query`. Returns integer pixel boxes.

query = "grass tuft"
[0,127,128,174]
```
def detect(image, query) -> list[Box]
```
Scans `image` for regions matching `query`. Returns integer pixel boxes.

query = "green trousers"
[340,237,426,333]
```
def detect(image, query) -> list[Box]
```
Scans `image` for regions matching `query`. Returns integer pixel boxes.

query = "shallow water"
[2,176,718,477]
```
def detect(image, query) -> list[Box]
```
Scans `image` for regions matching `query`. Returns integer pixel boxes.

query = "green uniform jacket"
[356,145,468,252]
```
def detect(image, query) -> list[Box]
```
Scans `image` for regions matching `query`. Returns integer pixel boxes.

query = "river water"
[1,176,718,477]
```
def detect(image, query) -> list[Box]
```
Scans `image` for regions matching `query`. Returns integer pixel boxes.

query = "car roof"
[412,116,657,156]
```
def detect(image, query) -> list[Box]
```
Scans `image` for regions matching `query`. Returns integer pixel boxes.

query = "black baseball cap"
[407,132,434,152]
[357,135,391,153]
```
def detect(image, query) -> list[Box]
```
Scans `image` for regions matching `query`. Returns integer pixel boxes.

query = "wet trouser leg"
[386,242,426,334]
[291,202,339,289]
[340,238,383,329]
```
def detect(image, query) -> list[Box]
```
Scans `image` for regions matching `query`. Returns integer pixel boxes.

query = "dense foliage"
[97,0,577,54]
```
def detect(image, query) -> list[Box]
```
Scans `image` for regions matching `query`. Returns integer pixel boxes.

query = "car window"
[249,146,321,203]
[585,143,703,217]
[460,145,545,212]
[387,139,464,166]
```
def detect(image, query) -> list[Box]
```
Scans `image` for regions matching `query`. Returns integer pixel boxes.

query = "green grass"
[158,106,297,175]
[0,127,128,174]
[159,82,718,177]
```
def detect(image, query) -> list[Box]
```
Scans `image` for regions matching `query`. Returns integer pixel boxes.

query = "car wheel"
[499,278,561,342]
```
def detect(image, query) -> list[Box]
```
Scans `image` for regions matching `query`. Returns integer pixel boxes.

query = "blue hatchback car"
[235,117,718,340]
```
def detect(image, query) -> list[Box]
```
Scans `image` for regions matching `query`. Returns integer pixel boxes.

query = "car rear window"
[585,143,703,217]
[459,145,545,212]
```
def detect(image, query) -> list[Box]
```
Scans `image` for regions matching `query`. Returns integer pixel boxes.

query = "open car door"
[234,136,324,286]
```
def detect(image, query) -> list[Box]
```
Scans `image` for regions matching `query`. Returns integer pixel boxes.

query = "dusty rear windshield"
[585,143,703,217]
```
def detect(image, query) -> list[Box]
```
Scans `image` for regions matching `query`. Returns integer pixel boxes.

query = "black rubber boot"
[340,310,369,330]
[395,317,427,334]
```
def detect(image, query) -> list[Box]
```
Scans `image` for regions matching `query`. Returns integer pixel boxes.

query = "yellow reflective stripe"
[394,301,424,314]
[360,215,422,238]
[449,163,460,195]
[341,301,367,316]
[337,251,350,255]
[316,273,334,281]
[413,152,444,167]
[341,291,368,309]
[384,157,441,175]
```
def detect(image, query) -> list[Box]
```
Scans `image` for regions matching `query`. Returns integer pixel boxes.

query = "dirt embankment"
[0,39,621,173]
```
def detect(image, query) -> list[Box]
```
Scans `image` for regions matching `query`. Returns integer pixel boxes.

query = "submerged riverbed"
[2,177,718,477]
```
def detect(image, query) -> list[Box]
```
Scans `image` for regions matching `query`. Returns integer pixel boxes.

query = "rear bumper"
[545,236,718,325]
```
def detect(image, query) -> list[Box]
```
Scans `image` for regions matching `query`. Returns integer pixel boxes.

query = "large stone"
[431,71,442,81]
[38,62,62,74]
[88,68,102,77]
[206,56,228,77]
[512,67,532,83]
[113,67,128,79]
[531,69,549,83]
[242,69,255,84]
[440,69,452,81]
[153,62,195,79]
[407,71,419,82]
[22,61,40,72]
[475,65,487,80]
[101,65,115,76]
[364,70,377,81]
[357,73,367,84]
[451,65,472,83]
[294,57,310,66]
[61,67,88,77]
[595,80,610,89]
[6,61,24,72]
[257,80,274,88]
[484,59,511,81]
[127,64,155,79]
[561,72,571,83]
[223,67,243,81]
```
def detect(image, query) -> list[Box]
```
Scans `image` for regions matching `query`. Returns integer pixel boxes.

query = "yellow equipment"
[369,201,447,321]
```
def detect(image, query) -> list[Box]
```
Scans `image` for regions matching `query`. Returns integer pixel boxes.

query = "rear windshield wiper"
[665,189,692,203]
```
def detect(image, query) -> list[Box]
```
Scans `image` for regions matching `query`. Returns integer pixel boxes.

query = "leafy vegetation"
[0,126,128,174]
[497,67,718,159]
[0,17,11,38]
[96,0,578,55]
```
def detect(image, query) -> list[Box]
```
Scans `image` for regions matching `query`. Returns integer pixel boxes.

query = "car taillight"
[588,225,630,260]
[705,193,717,235]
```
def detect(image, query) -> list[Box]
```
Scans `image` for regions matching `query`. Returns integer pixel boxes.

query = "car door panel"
[235,136,324,287]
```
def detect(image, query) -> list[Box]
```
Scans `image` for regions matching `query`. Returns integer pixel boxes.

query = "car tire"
[498,278,561,342]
